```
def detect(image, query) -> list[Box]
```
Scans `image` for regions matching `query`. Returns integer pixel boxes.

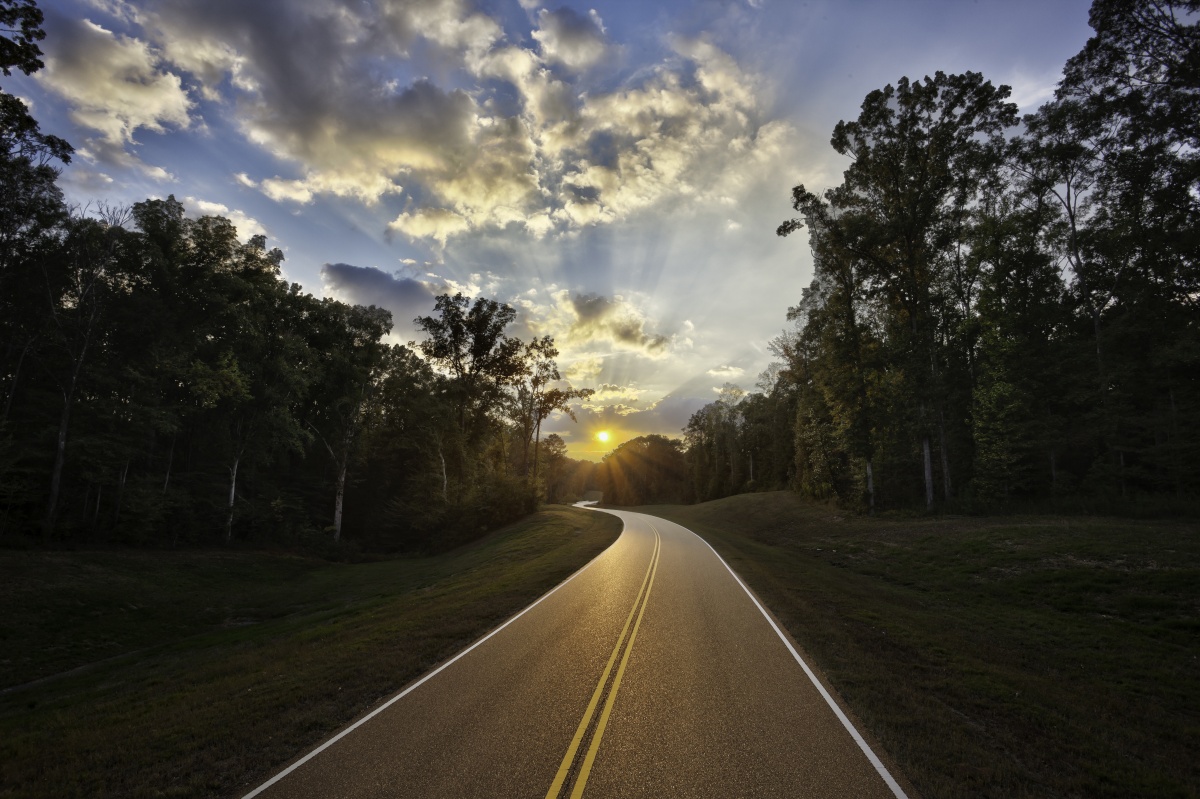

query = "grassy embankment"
[638,492,1199,799]
[0,506,622,799]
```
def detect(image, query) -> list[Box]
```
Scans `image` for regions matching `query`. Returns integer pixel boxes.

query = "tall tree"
[781,71,1018,508]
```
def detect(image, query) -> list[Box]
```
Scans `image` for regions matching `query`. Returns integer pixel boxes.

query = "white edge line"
[681,523,911,799]
[241,542,617,799]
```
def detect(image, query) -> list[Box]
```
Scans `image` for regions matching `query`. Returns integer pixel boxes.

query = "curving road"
[243,505,910,799]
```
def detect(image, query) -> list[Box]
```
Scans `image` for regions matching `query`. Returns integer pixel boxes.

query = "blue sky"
[19,0,1094,458]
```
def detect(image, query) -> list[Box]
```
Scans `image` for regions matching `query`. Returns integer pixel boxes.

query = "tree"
[596,435,688,506]
[1,0,46,80]
[780,71,1018,509]
[305,301,392,541]
[40,209,133,535]
[1016,0,1200,497]
[415,293,524,449]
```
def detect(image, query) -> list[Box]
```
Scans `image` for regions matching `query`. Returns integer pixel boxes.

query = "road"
[244,505,910,799]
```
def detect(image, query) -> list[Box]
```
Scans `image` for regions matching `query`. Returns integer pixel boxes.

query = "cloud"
[98,0,789,243]
[565,356,604,383]
[564,293,671,356]
[707,365,744,378]
[533,7,608,71]
[36,14,191,173]
[389,207,471,245]
[184,197,266,240]
[320,263,437,327]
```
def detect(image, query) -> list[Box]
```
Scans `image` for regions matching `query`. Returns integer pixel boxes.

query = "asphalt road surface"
[244,505,910,799]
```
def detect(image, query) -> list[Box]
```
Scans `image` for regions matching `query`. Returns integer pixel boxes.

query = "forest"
[0,3,601,549]
[1,0,1196,552]
[682,0,1199,513]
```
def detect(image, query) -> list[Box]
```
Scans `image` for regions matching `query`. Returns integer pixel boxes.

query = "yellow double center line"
[545,527,662,799]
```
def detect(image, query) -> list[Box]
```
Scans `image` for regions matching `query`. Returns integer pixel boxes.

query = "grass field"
[638,492,1199,799]
[0,505,622,799]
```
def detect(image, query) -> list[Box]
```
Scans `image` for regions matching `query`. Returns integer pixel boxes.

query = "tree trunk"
[1168,386,1182,496]
[113,459,129,529]
[225,456,239,544]
[922,435,934,510]
[866,458,875,516]
[532,419,542,482]
[44,385,74,537]
[162,432,176,494]
[333,460,346,542]
[438,443,448,502]
[938,409,952,501]
[2,337,32,424]
[91,483,102,532]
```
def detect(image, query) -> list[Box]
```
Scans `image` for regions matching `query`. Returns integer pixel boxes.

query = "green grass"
[637,492,1200,799]
[0,506,622,799]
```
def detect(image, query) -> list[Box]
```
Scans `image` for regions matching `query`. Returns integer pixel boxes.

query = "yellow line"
[570,525,661,799]
[544,531,661,799]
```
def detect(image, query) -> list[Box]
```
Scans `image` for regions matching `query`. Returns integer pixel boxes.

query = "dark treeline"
[0,3,600,549]
[685,0,1198,513]
[594,435,690,506]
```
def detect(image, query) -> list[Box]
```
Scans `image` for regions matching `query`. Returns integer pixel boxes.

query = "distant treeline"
[682,0,1199,512]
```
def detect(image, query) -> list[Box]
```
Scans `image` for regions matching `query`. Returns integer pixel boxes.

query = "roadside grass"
[637,492,1199,799]
[0,506,622,799]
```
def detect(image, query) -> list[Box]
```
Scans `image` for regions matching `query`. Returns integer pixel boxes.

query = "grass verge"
[0,505,622,799]
[637,492,1199,799]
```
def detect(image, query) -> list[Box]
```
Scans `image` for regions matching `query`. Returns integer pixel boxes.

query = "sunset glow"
[597,431,610,443]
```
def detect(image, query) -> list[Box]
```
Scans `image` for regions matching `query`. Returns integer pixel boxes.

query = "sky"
[15,0,1095,459]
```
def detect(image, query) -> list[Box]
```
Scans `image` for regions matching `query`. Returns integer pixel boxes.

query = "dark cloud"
[320,263,436,329]
[533,7,608,70]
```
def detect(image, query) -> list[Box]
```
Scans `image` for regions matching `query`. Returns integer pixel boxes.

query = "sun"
[597,430,610,443]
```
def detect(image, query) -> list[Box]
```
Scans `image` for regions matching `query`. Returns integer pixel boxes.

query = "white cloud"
[37,16,191,166]
[389,208,471,245]
[707,365,745,378]
[98,0,790,244]
[184,197,267,240]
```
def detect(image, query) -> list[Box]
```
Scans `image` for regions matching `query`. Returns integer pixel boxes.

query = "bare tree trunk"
[938,409,952,501]
[45,385,75,537]
[333,460,346,542]
[113,459,129,529]
[866,458,875,516]
[922,435,934,510]
[162,432,175,494]
[225,456,239,544]
[1168,386,1182,496]
[91,483,102,532]
[438,443,448,502]
[532,419,542,482]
